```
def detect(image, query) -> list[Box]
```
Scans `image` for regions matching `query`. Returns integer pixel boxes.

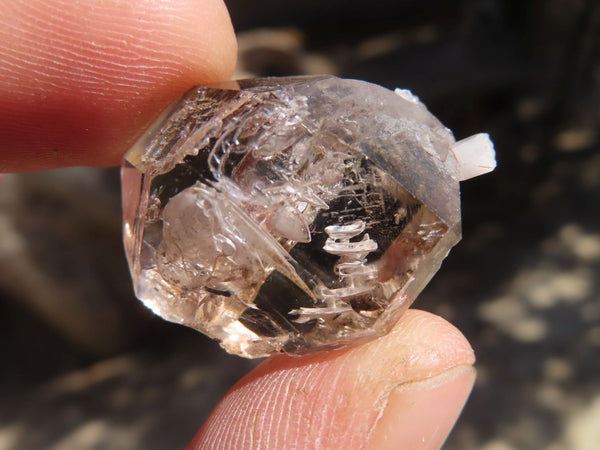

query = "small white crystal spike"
[450,133,497,181]
[394,88,421,104]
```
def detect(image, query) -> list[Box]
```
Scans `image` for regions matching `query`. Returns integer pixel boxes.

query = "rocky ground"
[0,1,599,448]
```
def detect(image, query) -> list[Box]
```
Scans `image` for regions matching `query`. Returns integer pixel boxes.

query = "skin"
[0,1,476,448]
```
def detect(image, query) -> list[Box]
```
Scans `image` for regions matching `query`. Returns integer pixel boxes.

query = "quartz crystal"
[122,75,495,358]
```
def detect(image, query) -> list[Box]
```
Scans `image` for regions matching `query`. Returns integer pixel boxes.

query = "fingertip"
[190,310,475,449]
[0,0,237,172]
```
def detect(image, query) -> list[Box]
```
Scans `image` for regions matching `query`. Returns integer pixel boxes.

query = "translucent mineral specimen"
[122,75,495,358]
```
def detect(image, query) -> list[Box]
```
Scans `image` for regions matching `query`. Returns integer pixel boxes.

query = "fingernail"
[367,365,476,450]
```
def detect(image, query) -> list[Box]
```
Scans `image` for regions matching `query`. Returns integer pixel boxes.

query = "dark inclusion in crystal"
[121,75,495,358]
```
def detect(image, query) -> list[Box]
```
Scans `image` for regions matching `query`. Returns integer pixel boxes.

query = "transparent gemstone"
[122,75,490,358]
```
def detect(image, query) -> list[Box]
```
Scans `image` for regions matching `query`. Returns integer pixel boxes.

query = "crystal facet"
[121,75,495,358]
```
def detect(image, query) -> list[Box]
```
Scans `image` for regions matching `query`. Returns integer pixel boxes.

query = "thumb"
[189,310,475,449]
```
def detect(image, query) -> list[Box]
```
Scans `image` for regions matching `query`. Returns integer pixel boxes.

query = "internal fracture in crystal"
[122,75,495,358]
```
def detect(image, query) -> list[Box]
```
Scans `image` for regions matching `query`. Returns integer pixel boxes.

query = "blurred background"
[1,0,599,448]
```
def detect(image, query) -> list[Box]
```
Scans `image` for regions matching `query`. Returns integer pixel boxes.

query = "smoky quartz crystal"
[122,75,495,358]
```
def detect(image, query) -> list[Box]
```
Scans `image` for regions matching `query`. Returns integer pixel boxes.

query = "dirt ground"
[1,1,599,448]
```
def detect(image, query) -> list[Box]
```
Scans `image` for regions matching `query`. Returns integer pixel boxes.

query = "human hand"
[0,1,475,448]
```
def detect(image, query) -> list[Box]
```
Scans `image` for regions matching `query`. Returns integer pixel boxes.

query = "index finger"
[0,0,237,172]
